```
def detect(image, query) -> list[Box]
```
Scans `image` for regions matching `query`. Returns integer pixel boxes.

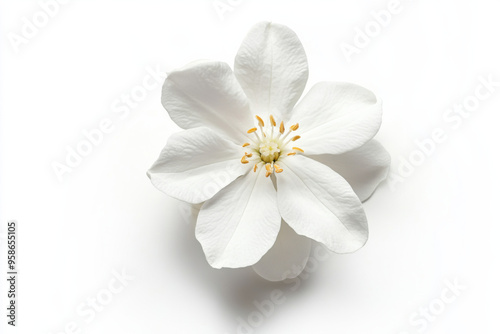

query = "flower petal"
[162,60,253,142]
[234,22,308,120]
[196,167,281,268]
[147,127,249,204]
[277,155,368,253]
[252,220,311,282]
[309,140,391,202]
[292,82,382,155]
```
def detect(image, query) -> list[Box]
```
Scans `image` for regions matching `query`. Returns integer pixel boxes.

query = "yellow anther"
[255,115,265,127]
[287,152,296,156]
[245,152,253,158]
[279,121,285,134]
[292,147,304,152]
[265,163,273,172]
[241,156,249,164]
[291,135,301,141]
[269,115,276,126]
[274,163,283,173]
[265,171,272,177]
[247,127,257,134]
[253,164,258,172]
[290,123,299,131]
[242,143,250,147]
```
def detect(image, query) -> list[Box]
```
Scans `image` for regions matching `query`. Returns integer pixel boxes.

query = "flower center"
[240,114,304,177]
[259,139,280,163]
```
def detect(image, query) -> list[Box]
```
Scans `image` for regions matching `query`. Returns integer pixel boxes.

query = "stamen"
[242,143,250,147]
[290,123,299,131]
[265,170,272,177]
[281,130,291,141]
[279,121,285,134]
[255,115,265,127]
[269,115,276,127]
[241,155,249,164]
[292,147,304,152]
[253,164,258,172]
[274,163,283,173]
[269,115,276,137]
[265,163,273,172]
[247,127,261,141]
[245,152,253,158]
[283,135,301,146]
[287,152,296,156]
[255,116,266,137]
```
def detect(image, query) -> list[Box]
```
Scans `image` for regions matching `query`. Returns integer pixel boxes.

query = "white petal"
[196,167,281,268]
[234,22,308,120]
[147,127,249,204]
[309,140,391,202]
[292,82,382,155]
[162,60,253,143]
[277,155,368,253]
[252,220,311,282]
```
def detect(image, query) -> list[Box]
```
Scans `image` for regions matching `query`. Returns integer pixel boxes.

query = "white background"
[1,0,499,333]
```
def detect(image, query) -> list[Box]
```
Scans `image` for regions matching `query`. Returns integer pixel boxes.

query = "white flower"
[148,22,390,281]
